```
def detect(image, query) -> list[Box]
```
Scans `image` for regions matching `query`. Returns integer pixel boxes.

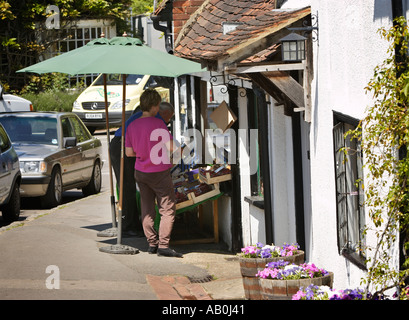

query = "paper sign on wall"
[209,100,237,132]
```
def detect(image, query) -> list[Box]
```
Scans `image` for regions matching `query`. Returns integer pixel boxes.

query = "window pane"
[333,122,348,250]
[69,41,76,51]
[333,116,365,260]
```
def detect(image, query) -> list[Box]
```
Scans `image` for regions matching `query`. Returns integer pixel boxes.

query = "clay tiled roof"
[174,0,310,69]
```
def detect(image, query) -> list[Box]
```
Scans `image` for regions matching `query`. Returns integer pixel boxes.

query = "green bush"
[19,73,85,112]
[21,90,81,112]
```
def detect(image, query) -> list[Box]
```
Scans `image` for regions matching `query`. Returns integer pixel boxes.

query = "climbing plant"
[347,16,409,300]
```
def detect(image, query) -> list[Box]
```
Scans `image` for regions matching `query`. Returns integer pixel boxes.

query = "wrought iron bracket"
[287,12,319,44]
[209,71,247,97]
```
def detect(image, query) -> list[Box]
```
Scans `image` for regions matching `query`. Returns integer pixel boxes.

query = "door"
[60,117,82,185]
[68,115,96,182]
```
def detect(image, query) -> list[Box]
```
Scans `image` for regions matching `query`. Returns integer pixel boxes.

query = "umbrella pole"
[117,74,126,246]
[100,74,138,255]
[97,74,118,238]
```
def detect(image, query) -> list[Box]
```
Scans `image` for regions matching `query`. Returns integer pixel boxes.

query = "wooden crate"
[199,170,232,184]
[175,192,194,210]
[190,183,221,204]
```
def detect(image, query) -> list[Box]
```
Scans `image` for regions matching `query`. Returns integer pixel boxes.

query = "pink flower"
[256,268,279,279]
[292,290,306,300]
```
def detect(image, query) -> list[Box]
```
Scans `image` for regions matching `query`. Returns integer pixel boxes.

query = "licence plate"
[85,113,103,119]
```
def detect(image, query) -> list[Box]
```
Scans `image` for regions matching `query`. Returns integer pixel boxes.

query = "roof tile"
[174,0,310,65]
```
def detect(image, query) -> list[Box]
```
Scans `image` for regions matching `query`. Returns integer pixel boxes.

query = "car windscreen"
[92,74,144,86]
[0,116,58,146]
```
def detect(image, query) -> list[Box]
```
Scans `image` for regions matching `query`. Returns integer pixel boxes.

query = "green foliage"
[22,90,80,112]
[0,0,15,20]
[0,0,132,89]
[20,73,84,112]
[348,16,409,300]
[131,0,154,15]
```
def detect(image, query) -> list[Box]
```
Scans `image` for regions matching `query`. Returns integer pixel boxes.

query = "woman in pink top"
[125,89,182,258]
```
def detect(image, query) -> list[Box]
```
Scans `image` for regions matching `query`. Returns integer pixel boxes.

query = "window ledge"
[244,196,264,209]
[341,249,367,271]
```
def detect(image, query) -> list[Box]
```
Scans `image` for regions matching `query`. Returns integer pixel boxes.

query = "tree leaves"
[348,16,409,299]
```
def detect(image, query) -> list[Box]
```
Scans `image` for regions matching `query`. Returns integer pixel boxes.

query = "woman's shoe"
[157,248,183,258]
[148,246,158,254]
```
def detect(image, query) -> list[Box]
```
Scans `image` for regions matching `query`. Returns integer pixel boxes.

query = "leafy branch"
[347,16,409,300]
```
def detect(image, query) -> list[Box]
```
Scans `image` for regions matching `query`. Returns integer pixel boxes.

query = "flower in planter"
[292,284,368,300]
[255,260,329,280]
[239,242,300,258]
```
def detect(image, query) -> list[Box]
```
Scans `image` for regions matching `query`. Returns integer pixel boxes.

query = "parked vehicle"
[0,84,33,112]
[0,112,103,208]
[72,73,170,133]
[0,123,21,222]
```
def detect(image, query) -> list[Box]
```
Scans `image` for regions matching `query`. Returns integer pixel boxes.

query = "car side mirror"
[0,85,3,100]
[63,137,77,148]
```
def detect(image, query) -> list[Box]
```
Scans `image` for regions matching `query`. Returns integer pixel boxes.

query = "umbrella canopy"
[17,36,204,76]
[17,36,205,254]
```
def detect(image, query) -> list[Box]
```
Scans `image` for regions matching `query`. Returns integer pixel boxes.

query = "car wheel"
[82,160,101,196]
[2,182,20,222]
[41,167,62,208]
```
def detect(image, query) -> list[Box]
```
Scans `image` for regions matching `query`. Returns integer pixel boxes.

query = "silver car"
[0,112,103,208]
[0,123,21,221]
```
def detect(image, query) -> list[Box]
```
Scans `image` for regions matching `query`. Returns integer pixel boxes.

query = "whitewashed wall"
[308,0,397,289]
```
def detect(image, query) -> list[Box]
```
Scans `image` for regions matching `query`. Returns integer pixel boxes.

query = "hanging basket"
[238,250,305,300]
[259,272,334,300]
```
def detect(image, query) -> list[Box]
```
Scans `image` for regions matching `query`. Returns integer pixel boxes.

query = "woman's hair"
[140,88,162,112]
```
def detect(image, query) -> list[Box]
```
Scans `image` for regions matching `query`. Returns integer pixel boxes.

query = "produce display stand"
[133,165,231,245]
[136,189,223,245]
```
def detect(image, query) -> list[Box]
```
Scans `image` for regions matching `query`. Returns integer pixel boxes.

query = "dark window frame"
[333,111,366,270]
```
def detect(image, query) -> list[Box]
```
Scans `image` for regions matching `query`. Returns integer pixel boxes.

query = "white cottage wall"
[309,0,395,288]
[269,100,297,246]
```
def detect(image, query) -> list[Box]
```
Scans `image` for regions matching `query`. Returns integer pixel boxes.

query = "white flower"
[261,245,275,252]
[317,286,342,299]
[284,264,301,271]
[318,286,332,295]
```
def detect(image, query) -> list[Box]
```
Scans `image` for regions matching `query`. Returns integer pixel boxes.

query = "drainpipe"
[392,0,403,20]
[150,10,173,54]
[391,0,407,275]
[392,0,404,65]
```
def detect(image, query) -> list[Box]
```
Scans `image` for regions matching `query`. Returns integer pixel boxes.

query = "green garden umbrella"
[18,36,204,254]
[18,36,203,77]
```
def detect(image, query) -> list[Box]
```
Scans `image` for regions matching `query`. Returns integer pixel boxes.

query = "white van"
[0,84,33,113]
[72,74,170,134]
